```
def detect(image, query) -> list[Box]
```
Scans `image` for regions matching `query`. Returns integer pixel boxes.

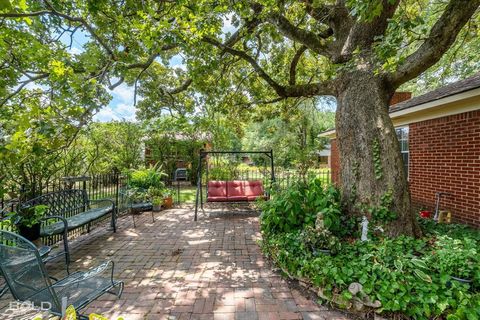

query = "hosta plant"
[433,236,480,281]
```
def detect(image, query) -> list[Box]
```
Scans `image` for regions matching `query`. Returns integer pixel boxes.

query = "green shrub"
[259,177,480,319]
[432,236,480,281]
[260,178,344,237]
[262,231,480,319]
[126,166,167,190]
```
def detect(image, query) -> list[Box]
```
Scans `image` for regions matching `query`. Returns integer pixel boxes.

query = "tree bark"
[335,71,421,237]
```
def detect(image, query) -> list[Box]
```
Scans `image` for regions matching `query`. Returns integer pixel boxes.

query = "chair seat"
[130,202,153,211]
[53,275,119,312]
[41,205,113,236]
[25,271,121,313]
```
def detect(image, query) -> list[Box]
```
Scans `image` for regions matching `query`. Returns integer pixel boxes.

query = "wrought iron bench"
[18,189,116,264]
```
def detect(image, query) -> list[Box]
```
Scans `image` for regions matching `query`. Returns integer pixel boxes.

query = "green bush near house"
[259,177,480,320]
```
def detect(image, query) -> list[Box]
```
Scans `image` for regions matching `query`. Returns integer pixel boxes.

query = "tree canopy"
[1,0,479,236]
[1,0,478,117]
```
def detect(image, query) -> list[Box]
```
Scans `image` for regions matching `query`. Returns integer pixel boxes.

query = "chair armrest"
[52,261,115,287]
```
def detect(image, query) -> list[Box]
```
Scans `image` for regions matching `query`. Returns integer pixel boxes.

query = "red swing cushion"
[227,181,248,201]
[207,181,228,202]
[207,180,265,202]
[243,180,265,201]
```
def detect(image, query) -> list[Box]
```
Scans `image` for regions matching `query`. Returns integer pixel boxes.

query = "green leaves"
[372,138,383,180]
[261,215,480,319]
[260,178,342,237]
[414,269,432,283]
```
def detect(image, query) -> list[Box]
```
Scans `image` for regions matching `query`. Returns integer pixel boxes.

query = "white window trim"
[395,125,409,180]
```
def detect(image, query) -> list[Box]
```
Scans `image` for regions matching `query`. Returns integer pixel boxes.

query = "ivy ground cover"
[259,178,480,320]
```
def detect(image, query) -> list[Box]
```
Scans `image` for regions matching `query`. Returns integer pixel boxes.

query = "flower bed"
[259,178,480,320]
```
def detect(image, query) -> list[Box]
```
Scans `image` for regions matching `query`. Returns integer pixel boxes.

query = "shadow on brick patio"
[1,207,353,320]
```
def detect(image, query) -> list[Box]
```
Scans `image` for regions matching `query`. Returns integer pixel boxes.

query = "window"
[395,126,409,176]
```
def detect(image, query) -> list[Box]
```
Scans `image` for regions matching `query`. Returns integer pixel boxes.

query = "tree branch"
[234,97,284,107]
[289,45,307,85]
[204,35,334,98]
[222,17,262,54]
[0,4,115,58]
[302,0,331,23]
[267,12,332,57]
[341,0,399,59]
[388,0,480,87]
[167,78,192,94]
[284,82,334,97]
[0,73,48,107]
[204,36,287,96]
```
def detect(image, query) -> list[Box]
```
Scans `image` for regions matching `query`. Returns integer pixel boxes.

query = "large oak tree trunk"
[335,72,421,237]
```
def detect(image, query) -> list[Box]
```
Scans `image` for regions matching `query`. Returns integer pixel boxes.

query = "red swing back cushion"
[226,181,247,201]
[207,181,227,202]
[243,180,265,201]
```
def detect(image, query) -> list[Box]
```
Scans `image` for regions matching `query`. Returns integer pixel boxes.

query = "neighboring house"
[317,144,331,168]
[321,73,480,227]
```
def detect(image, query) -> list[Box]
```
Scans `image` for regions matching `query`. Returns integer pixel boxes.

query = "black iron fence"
[274,169,332,190]
[1,168,333,214]
[170,168,332,205]
[1,173,129,217]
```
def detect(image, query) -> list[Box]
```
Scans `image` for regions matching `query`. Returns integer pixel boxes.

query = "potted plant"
[7,205,48,241]
[301,226,341,256]
[162,189,173,209]
[152,197,163,212]
[434,236,478,283]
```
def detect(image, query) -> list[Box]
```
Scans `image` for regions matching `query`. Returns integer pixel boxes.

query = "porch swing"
[194,150,275,221]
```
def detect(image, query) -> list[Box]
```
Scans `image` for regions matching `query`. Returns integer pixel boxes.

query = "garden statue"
[361,216,369,242]
[315,212,325,230]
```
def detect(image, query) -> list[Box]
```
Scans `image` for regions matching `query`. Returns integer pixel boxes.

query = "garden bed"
[259,179,480,320]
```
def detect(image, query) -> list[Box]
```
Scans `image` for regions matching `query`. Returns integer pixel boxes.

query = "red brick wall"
[330,139,340,185]
[409,110,480,227]
[389,92,412,106]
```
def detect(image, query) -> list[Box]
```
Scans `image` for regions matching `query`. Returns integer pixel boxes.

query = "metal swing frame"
[194,150,275,221]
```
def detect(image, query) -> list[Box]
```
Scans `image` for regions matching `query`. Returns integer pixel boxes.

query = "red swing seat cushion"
[243,180,265,201]
[226,181,248,201]
[207,181,228,202]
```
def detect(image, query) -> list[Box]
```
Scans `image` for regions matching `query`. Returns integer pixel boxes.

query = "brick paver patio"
[1,207,352,320]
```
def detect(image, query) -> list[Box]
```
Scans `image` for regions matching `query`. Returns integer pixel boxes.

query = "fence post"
[115,172,120,216]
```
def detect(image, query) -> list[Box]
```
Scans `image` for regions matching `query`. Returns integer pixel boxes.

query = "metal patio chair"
[0,230,124,319]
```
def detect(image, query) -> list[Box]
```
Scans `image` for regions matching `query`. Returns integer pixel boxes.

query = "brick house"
[321,73,480,227]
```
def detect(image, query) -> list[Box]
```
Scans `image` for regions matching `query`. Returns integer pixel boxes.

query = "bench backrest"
[18,189,89,217]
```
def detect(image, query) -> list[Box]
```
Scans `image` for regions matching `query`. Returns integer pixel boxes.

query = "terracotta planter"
[163,196,173,209]
[18,223,41,241]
